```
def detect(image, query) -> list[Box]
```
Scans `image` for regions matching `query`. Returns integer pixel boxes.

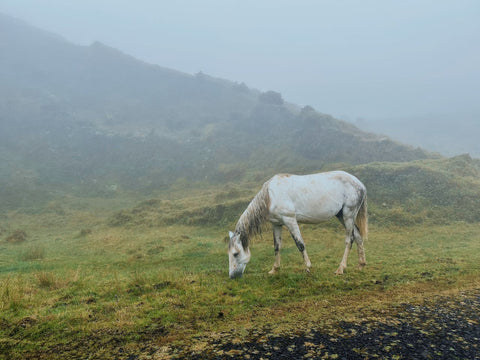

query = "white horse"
[228,171,367,279]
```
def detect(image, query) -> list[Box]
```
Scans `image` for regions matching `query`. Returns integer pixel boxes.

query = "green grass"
[0,184,479,358]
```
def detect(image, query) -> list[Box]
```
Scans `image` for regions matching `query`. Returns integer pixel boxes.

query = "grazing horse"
[228,171,367,279]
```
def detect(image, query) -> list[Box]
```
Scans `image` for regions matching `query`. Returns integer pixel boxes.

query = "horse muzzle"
[229,263,246,279]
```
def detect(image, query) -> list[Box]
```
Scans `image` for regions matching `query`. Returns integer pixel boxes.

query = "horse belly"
[294,196,342,223]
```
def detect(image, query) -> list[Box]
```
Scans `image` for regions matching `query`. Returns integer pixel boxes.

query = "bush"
[6,230,27,244]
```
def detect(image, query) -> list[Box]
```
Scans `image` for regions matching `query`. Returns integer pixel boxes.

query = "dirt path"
[170,289,480,359]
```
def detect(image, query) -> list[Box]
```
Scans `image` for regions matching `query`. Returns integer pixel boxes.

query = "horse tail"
[355,193,368,241]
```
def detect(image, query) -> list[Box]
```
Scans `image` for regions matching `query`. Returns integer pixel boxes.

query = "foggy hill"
[0,13,260,135]
[0,13,434,210]
[355,114,480,158]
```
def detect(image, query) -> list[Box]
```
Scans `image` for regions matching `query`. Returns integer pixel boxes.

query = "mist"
[2,3,480,358]
[1,0,479,156]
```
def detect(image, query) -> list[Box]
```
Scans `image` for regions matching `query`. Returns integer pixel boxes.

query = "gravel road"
[172,289,480,359]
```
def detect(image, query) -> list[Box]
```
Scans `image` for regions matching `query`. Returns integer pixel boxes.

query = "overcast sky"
[1,0,479,121]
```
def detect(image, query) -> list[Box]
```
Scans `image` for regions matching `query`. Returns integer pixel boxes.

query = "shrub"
[5,230,27,244]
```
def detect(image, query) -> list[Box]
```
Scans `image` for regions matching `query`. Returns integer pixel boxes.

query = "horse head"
[228,231,250,279]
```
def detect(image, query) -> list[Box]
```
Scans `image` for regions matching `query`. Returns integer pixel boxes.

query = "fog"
[1,1,479,155]
[2,4,480,357]
[2,1,479,115]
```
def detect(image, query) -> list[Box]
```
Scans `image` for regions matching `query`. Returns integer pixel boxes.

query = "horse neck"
[235,181,270,245]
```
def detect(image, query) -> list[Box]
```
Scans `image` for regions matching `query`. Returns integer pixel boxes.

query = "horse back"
[267,171,364,223]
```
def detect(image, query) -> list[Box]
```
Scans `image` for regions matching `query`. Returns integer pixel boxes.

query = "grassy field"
[0,186,479,359]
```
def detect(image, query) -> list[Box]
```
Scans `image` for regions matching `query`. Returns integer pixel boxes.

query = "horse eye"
[233,252,239,258]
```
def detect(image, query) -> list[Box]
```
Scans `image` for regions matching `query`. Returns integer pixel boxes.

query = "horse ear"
[229,231,234,238]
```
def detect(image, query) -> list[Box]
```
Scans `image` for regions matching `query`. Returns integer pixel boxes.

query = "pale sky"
[1,0,479,121]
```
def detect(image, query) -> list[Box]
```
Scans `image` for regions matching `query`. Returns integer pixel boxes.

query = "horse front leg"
[284,217,311,272]
[268,225,283,275]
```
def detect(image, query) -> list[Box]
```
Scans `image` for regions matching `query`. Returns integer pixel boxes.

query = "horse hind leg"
[335,216,354,275]
[354,225,366,269]
[269,225,283,275]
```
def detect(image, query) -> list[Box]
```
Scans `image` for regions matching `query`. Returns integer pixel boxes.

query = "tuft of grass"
[0,276,27,311]
[35,271,58,290]
[19,245,46,261]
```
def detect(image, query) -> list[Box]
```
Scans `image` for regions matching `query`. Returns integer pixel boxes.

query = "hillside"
[2,13,480,226]
[0,13,441,212]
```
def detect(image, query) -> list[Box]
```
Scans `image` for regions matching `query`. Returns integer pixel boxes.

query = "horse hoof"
[268,269,277,275]
[335,269,344,275]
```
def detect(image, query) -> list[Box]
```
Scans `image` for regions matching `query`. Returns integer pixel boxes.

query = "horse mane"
[235,179,271,249]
